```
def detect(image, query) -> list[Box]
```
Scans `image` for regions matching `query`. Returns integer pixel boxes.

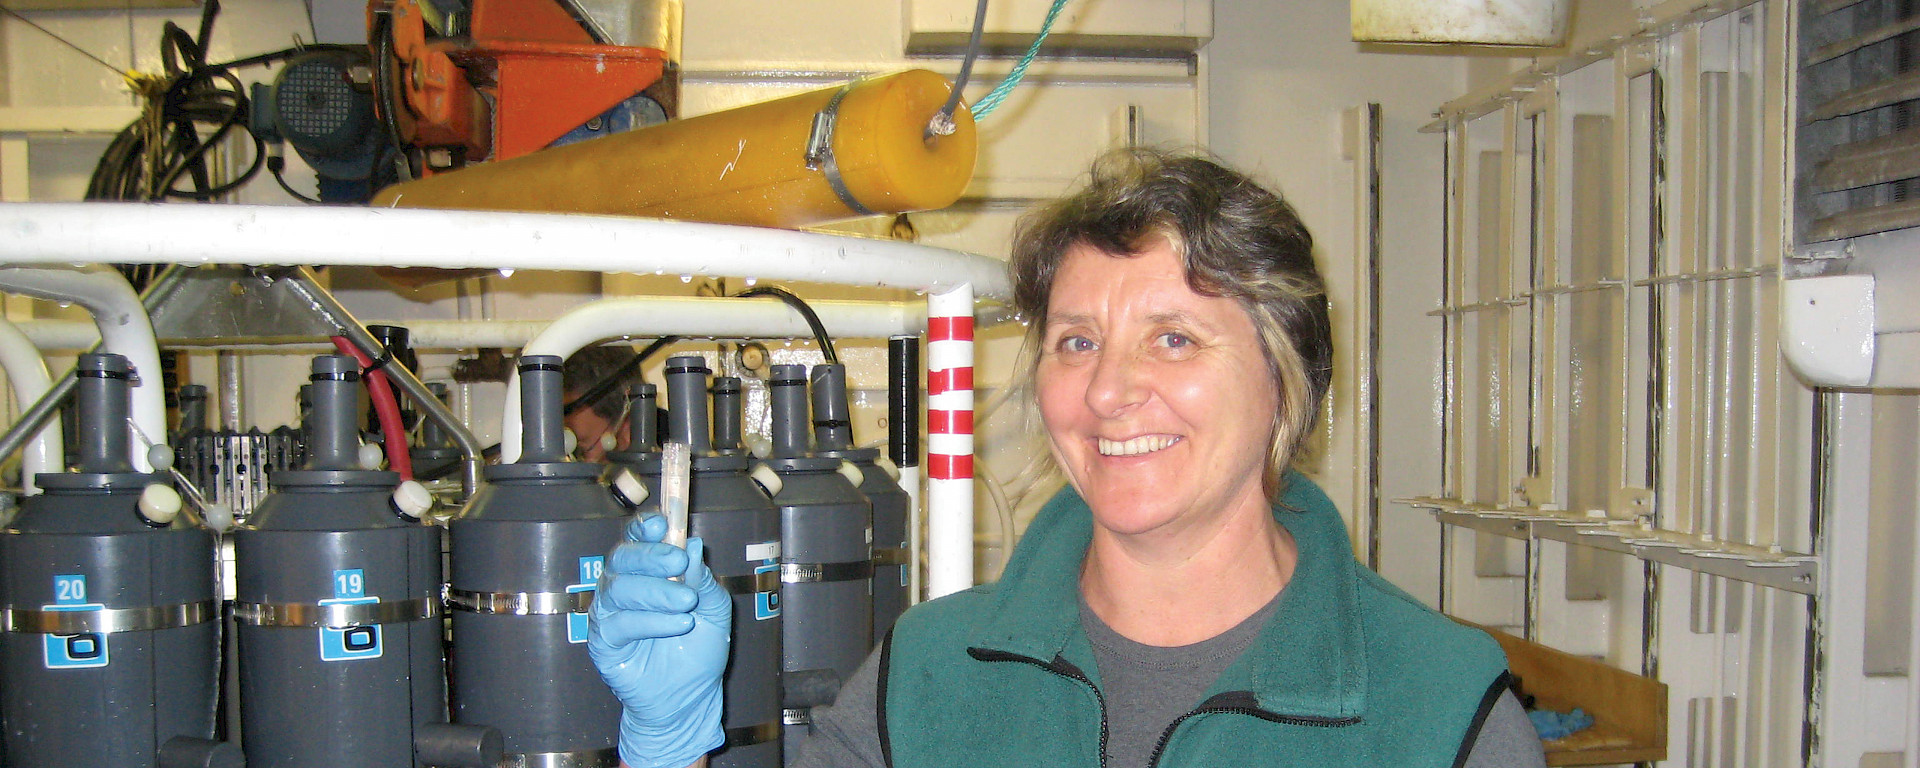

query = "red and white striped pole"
[925,284,975,599]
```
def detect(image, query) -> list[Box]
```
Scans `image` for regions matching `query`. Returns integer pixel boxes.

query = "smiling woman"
[585,149,1549,768]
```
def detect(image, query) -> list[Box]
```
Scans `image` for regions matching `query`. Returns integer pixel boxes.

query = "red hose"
[331,336,414,480]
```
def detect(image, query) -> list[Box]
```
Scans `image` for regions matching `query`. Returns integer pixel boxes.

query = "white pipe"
[925,284,975,599]
[498,296,924,463]
[0,317,62,493]
[14,306,941,352]
[0,203,1014,301]
[899,464,923,604]
[0,266,163,472]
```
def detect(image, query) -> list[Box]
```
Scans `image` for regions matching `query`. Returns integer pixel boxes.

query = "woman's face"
[1036,239,1280,539]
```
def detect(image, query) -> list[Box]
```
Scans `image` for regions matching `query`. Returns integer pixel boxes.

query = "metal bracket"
[1397,496,1819,594]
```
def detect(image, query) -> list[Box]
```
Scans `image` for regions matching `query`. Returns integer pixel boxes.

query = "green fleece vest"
[879,474,1509,767]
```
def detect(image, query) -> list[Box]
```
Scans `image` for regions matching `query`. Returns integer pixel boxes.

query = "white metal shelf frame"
[1419,3,1823,766]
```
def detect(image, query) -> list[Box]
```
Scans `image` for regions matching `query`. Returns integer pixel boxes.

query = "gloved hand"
[589,515,731,768]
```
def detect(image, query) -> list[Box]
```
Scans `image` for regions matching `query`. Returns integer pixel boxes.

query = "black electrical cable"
[268,155,322,204]
[474,336,679,461]
[82,7,266,204]
[562,336,680,418]
[734,286,839,365]
[369,12,415,183]
[928,0,989,139]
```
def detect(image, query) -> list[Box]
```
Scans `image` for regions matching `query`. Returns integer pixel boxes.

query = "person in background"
[563,344,638,462]
[587,149,1549,768]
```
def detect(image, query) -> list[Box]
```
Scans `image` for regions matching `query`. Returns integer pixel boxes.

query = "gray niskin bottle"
[235,355,492,768]
[764,364,872,762]
[0,353,222,767]
[808,363,912,639]
[447,355,626,765]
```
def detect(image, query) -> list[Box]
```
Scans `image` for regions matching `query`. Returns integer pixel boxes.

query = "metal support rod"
[0,265,188,471]
[281,266,483,497]
[217,350,244,431]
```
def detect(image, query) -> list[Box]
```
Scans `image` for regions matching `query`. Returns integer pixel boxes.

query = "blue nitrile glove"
[589,515,731,768]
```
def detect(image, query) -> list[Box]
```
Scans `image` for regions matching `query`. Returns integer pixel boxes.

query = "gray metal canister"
[447,355,626,766]
[0,353,220,768]
[808,364,912,638]
[233,354,451,768]
[658,357,783,768]
[763,364,871,758]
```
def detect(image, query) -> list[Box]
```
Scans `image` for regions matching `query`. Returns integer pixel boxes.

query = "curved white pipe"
[0,317,63,493]
[0,266,164,472]
[0,203,1015,301]
[498,296,924,463]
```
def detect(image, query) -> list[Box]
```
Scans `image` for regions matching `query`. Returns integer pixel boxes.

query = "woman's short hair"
[1009,148,1333,496]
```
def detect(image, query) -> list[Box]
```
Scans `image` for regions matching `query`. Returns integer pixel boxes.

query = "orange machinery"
[370,0,673,170]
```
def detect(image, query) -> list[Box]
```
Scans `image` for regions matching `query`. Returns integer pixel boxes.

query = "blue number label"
[43,574,108,670]
[319,569,381,662]
[566,556,603,644]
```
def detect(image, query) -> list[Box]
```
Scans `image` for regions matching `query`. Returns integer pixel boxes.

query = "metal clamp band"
[872,547,911,567]
[715,570,780,594]
[500,747,619,768]
[725,721,781,747]
[780,560,874,584]
[783,708,814,726]
[3,600,215,634]
[233,597,440,628]
[803,84,877,216]
[445,588,593,616]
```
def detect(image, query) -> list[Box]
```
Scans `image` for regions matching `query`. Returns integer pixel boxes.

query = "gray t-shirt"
[793,605,1548,768]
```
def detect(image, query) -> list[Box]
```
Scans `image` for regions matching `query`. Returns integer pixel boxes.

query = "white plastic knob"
[203,503,235,534]
[749,463,784,498]
[563,429,580,457]
[391,480,434,519]
[138,484,183,526]
[873,455,902,483]
[837,460,865,488]
[358,443,385,470]
[600,432,619,452]
[610,468,650,508]
[146,444,175,472]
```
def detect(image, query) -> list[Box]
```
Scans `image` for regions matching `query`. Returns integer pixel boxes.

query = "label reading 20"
[43,574,108,670]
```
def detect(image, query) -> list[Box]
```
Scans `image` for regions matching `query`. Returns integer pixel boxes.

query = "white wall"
[1205,0,1477,603]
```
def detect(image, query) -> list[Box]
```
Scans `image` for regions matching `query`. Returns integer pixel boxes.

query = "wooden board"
[1479,626,1668,767]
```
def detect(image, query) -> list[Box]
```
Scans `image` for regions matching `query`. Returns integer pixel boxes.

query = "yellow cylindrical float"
[370,69,976,228]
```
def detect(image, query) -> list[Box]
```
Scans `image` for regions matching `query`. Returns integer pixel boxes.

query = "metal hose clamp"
[500,747,619,768]
[232,597,439,628]
[2,600,216,634]
[725,721,781,747]
[444,588,594,616]
[780,560,874,584]
[714,570,780,594]
[804,82,878,216]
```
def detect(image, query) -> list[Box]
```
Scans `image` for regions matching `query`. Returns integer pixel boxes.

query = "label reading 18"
[319,569,382,662]
[566,556,603,645]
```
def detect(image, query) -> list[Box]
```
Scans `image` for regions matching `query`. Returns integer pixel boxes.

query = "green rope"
[970,0,1069,120]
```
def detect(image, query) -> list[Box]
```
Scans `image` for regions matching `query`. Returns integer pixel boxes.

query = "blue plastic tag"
[319,569,382,662]
[43,574,107,670]
[567,556,603,644]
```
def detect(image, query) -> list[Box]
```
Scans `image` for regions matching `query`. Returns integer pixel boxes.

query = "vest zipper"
[967,647,1111,768]
[1145,698,1362,768]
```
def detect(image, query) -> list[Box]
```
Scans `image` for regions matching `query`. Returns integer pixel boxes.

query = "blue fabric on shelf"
[1527,707,1595,740]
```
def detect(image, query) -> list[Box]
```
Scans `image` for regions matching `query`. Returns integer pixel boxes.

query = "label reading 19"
[319,569,382,662]
[43,574,108,670]
[566,556,602,644]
